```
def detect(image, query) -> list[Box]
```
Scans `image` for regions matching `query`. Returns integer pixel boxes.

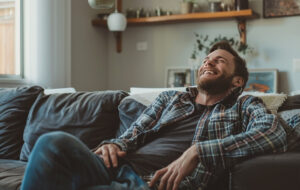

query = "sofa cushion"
[20,90,128,161]
[231,152,300,190]
[117,89,198,137]
[0,86,43,160]
[0,159,26,190]
[278,94,300,112]
[117,98,147,137]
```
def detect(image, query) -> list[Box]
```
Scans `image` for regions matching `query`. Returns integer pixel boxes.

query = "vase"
[180,2,193,14]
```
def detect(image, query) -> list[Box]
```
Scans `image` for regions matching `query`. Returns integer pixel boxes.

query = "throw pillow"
[116,91,169,137]
[241,92,288,114]
[117,97,147,137]
[0,86,44,160]
[20,90,128,161]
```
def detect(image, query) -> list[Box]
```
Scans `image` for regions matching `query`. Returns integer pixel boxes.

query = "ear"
[232,76,244,88]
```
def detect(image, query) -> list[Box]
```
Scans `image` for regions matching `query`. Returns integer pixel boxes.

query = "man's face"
[197,49,236,94]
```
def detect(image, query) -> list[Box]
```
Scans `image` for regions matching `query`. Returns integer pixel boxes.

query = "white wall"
[71,0,108,91]
[107,0,300,93]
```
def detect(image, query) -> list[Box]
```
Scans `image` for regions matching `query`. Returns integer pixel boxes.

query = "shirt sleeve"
[195,95,287,168]
[100,91,178,152]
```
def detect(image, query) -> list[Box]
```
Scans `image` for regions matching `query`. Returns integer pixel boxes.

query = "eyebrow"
[215,56,229,62]
[204,56,229,62]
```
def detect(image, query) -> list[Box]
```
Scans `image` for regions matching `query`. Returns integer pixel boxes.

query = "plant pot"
[180,2,193,14]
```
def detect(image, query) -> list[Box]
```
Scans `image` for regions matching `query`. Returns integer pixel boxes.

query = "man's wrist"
[190,144,200,161]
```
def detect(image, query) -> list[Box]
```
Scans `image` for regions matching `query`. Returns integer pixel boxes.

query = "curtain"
[24,0,71,88]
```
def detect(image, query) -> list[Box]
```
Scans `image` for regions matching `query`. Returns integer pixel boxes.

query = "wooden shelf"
[92,9,258,26]
[92,9,259,53]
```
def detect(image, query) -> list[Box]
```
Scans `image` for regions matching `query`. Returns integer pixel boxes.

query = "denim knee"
[34,131,77,154]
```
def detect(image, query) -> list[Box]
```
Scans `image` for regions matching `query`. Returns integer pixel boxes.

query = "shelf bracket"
[237,19,246,45]
[115,0,122,53]
[114,32,122,53]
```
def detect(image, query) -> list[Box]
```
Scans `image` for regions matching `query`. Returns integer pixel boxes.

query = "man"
[21,41,287,190]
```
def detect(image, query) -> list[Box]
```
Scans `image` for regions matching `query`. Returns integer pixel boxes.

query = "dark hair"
[209,41,249,89]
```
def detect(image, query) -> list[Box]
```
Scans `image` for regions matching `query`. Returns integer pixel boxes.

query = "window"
[0,0,22,78]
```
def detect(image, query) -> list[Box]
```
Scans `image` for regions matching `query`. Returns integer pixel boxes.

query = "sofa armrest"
[230,153,300,190]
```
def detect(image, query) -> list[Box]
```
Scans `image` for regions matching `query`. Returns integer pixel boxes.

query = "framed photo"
[263,0,300,18]
[165,67,197,88]
[244,69,278,93]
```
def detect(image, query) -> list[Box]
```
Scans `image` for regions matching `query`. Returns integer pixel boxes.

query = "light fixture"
[107,0,127,31]
[107,11,127,31]
[88,0,115,13]
[88,0,126,53]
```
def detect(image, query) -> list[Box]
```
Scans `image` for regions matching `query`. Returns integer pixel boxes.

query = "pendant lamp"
[107,10,127,31]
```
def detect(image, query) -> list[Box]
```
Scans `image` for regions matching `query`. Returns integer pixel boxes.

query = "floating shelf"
[92,9,258,26]
[92,9,259,52]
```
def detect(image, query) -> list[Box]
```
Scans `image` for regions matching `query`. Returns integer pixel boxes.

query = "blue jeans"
[21,132,151,190]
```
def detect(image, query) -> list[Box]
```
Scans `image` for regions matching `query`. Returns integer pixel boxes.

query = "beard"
[197,73,234,95]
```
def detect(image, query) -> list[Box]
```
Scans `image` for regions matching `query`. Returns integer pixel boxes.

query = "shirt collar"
[186,86,243,106]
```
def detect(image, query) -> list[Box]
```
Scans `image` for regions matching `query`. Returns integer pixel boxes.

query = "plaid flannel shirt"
[102,87,287,189]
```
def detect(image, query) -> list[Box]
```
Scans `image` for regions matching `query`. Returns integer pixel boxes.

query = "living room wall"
[71,0,108,91]
[106,0,300,94]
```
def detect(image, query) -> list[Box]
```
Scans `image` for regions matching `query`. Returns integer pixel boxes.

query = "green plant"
[191,33,253,59]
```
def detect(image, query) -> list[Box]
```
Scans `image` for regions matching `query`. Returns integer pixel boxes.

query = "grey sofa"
[1,86,300,190]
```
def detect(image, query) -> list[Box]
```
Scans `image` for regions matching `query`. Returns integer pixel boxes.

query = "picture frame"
[244,69,278,93]
[263,0,300,18]
[165,67,197,88]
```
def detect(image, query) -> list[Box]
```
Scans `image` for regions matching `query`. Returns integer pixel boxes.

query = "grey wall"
[107,0,300,93]
[71,0,108,91]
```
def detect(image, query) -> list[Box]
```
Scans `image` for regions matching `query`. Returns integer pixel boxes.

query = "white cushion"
[44,87,76,95]
[291,90,300,96]
[240,92,288,114]
[130,87,187,95]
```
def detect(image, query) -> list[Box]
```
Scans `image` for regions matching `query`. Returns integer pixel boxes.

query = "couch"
[1,86,300,190]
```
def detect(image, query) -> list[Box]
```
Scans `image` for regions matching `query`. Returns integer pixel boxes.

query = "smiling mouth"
[201,70,217,76]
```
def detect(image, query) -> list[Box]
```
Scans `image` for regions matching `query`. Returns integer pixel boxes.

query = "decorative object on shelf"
[180,0,194,14]
[221,0,235,11]
[153,7,161,16]
[244,69,278,93]
[125,7,172,18]
[235,0,249,10]
[166,67,196,87]
[263,0,300,18]
[190,33,253,60]
[88,0,115,14]
[191,3,201,13]
[92,9,258,53]
[209,1,222,12]
[126,8,136,18]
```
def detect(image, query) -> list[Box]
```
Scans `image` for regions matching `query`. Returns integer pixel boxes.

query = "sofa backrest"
[20,90,128,161]
[0,86,44,160]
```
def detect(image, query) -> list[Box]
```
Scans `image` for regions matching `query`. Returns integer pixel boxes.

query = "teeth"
[204,71,215,75]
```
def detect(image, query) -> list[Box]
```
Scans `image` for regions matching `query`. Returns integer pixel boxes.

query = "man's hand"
[94,144,126,168]
[149,145,199,190]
